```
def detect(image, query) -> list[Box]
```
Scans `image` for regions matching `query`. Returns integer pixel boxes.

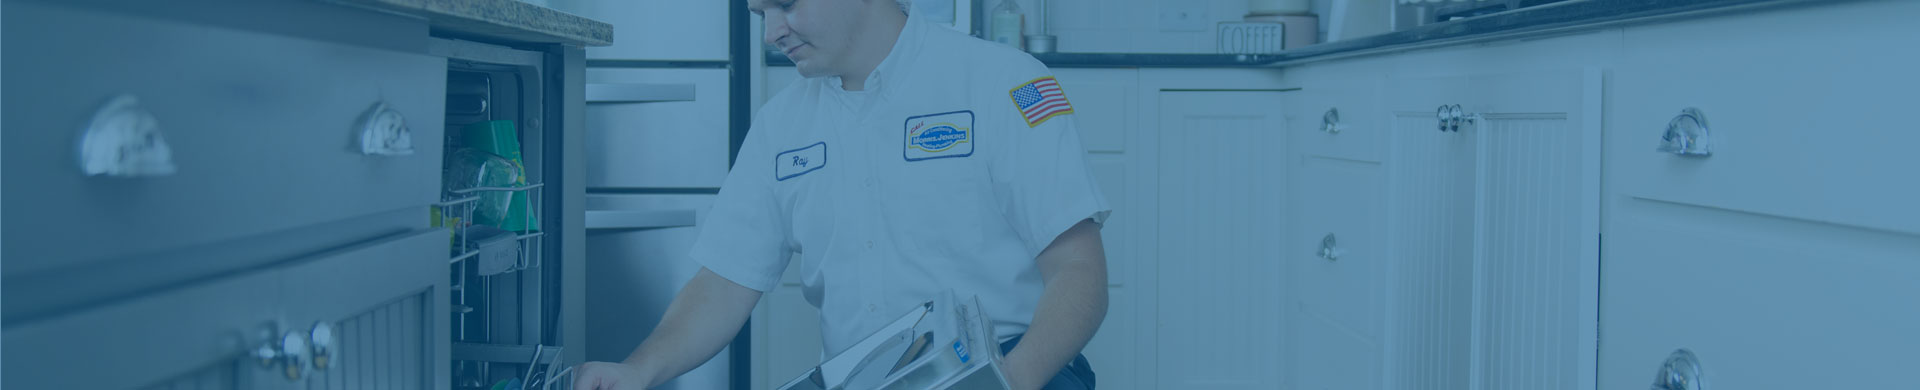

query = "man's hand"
[572,268,763,390]
[572,361,652,390]
[1003,218,1109,390]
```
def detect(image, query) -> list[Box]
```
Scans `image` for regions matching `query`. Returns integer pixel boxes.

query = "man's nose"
[763,15,789,49]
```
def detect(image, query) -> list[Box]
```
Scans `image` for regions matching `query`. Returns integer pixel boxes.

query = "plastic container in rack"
[459,120,538,232]
[445,148,520,228]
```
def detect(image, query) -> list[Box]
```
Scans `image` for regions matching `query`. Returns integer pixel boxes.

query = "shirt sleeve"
[687,118,791,292]
[990,71,1114,257]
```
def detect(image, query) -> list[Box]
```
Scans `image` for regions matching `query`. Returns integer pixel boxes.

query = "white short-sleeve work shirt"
[688,12,1110,355]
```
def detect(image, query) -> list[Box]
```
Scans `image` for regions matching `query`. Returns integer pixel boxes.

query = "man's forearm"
[622,268,762,388]
[1004,219,1109,390]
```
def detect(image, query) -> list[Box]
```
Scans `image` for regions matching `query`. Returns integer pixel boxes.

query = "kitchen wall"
[986,0,1256,53]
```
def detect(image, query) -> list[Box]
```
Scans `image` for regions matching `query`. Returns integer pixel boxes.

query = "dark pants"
[998,335,1096,390]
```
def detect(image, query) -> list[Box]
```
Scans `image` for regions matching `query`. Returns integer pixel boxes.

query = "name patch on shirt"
[775,142,827,181]
[903,110,974,162]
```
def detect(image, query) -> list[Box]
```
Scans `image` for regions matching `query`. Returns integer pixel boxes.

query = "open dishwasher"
[434,38,576,390]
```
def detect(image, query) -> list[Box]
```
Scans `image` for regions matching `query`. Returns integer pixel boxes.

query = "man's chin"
[794,61,831,79]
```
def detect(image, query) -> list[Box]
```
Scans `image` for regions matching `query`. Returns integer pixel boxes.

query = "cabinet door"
[1153,91,1287,389]
[1382,70,1600,390]
[1460,70,1601,390]
[1602,3,1920,388]
[280,228,448,389]
[1382,75,1476,390]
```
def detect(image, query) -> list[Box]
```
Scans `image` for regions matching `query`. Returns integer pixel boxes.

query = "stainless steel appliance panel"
[585,69,733,189]
[584,194,731,389]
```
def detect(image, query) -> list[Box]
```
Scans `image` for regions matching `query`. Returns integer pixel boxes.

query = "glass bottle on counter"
[989,0,1025,50]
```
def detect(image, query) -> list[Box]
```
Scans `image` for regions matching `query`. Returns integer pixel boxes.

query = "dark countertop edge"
[323,0,613,47]
[765,0,1828,69]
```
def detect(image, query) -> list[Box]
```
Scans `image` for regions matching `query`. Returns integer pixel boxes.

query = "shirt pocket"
[881,156,999,263]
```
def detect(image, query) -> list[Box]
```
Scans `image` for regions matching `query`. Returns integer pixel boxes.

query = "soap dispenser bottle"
[989,0,1026,50]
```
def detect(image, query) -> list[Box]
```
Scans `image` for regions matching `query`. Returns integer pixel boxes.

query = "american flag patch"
[1009,76,1074,127]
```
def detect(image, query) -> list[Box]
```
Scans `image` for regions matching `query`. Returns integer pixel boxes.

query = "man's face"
[752,0,866,78]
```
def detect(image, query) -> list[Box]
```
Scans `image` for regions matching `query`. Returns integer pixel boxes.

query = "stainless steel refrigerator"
[549,0,745,389]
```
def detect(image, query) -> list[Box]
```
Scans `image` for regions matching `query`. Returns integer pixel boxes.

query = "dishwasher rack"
[438,38,573,390]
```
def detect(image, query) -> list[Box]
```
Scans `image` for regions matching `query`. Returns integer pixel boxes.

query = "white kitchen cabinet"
[1379,69,1602,390]
[1600,2,1920,388]
[1152,90,1289,389]
[1282,76,1388,390]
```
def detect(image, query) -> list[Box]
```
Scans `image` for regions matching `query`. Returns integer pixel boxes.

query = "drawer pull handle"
[278,330,310,380]
[1318,233,1343,261]
[1436,104,1478,133]
[78,94,177,177]
[1651,349,1707,390]
[1658,107,1712,157]
[252,324,310,381]
[359,102,416,156]
[1321,107,1344,134]
[309,322,335,371]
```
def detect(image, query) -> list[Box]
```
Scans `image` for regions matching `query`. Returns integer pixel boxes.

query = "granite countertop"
[767,0,1829,68]
[325,0,613,46]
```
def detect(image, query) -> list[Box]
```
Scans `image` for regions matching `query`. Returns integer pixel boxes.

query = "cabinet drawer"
[1291,314,1382,390]
[1,2,446,277]
[1290,156,1385,337]
[2,228,447,389]
[1291,78,1385,162]
[585,68,732,189]
[1601,199,1920,389]
[1612,1,1920,235]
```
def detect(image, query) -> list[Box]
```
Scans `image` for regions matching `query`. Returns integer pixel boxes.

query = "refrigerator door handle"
[584,209,698,230]
[585,83,697,104]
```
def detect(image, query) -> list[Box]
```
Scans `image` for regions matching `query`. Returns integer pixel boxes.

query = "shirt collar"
[829,11,927,94]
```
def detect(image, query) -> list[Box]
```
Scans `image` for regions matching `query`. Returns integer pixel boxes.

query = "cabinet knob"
[278,331,310,380]
[78,94,177,177]
[1436,104,1476,133]
[1321,107,1343,134]
[359,101,415,156]
[1651,349,1707,390]
[250,325,309,381]
[1657,108,1712,157]
[1317,233,1343,261]
[309,322,335,371]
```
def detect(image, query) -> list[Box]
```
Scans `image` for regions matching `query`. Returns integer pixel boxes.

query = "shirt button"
[864,178,875,188]
[868,304,877,312]
[865,240,874,249]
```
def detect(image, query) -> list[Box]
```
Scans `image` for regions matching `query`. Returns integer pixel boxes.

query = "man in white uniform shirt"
[575,0,1110,388]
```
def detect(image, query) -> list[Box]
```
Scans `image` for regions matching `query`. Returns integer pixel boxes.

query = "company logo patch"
[903,110,974,162]
[774,142,826,181]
